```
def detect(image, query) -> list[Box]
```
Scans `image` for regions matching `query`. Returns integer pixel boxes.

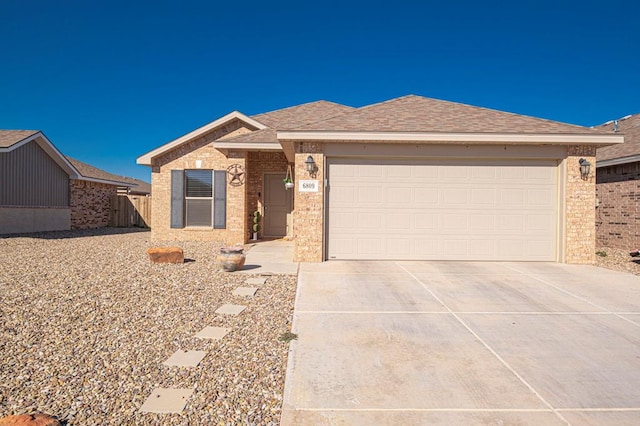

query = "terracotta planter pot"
[216,246,246,272]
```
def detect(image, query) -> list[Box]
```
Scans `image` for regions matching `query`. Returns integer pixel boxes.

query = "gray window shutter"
[171,170,184,228]
[213,170,226,229]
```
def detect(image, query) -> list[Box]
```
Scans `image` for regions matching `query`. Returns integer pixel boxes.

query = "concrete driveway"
[281,261,640,425]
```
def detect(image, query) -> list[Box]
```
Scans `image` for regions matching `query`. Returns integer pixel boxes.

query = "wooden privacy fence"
[110,195,151,228]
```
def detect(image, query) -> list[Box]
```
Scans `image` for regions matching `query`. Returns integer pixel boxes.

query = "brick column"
[565,145,596,264]
[294,142,324,262]
[226,151,248,245]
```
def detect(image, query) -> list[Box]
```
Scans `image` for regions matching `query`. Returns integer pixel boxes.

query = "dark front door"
[263,173,292,237]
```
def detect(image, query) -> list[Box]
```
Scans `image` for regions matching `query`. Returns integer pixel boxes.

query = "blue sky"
[1,0,638,182]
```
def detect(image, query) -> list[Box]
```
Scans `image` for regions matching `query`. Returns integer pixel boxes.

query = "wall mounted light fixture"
[305,155,316,175]
[579,158,591,180]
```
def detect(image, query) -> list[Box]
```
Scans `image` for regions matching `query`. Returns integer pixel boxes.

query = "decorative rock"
[146,247,184,264]
[0,414,61,426]
[216,246,246,272]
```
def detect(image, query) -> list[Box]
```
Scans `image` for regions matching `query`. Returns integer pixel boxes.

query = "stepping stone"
[245,277,267,285]
[140,387,194,413]
[233,287,258,297]
[163,350,207,367]
[215,304,246,316]
[195,326,230,340]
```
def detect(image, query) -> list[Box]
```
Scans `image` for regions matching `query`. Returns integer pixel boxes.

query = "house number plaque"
[299,180,319,192]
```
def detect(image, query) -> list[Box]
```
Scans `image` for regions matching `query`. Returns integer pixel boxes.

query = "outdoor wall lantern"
[579,158,591,180]
[305,155,316,174]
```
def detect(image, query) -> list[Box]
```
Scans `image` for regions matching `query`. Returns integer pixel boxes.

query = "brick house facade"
[70,180,118,229]
[595,114,640,250]
[138,95,621,264]
[1,130,148,234]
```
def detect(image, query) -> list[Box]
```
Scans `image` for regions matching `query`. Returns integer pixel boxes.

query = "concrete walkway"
[282,261,640,425]
[240,239,298,275]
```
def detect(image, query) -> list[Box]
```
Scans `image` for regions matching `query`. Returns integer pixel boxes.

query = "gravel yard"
[0,228,297,425]
[595,246,640,275]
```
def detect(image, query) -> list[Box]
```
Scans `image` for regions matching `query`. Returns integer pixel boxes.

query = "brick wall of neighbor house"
[293,142,325,262]
[70,180,117,229]
[247,152,290,238]
[565,146,597,264]
[151,120,252,244]
[596,162,640,250]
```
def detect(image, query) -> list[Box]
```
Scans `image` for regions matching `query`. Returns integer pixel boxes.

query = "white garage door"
[327,158,558,261]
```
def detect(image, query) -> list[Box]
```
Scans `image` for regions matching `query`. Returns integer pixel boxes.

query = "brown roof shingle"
[0,130,39,148]
[596,114,640,162]
[299,95,604,134]
[67,157,134,186]
[252,100,354,129]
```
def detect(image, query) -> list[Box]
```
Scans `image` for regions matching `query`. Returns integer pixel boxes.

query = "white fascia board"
[0,132,81,178]
[596,155,640,168]
[137,111,268,165]
[213,141,282,150]
[72,176,134,186]
[277,131,624,145]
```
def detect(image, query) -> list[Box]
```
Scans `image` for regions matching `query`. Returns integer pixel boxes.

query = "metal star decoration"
[226,164,245,187]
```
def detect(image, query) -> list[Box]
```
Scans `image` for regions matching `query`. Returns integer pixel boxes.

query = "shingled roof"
[0,130,39,148]
[299,95,604,134]
[596,114,640,164]
[252,100,354,129]
[67,157,138,187]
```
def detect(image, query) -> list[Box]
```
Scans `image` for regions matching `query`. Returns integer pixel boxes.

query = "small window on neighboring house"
[185,170,213,226]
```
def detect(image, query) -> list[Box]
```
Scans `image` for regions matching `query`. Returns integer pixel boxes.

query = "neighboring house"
[0,130,148,234]
[137,95,622,264]
[595,113,640,250]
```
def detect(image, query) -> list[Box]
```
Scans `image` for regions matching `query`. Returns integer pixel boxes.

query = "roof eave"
[596,155,640,168]
[73,176,135,186]
[277,131,624,145]
[137,111,268,166]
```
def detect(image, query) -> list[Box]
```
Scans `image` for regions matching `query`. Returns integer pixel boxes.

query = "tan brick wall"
[150,120,251,244]
[246,152,290,238]
[293,143,324,262]
[565,146,597,264]
[70,180,116,229]
[596,162,640,250]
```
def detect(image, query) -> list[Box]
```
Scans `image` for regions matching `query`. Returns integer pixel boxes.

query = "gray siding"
[0,141,70,207]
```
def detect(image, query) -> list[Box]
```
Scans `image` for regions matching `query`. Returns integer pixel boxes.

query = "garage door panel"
[469,215,496,231]
[471,188,497,205]
[414,188,439,204]
[528,189,555,207]
[359,212,382,229]
[414,239,438,256]
[357,187,383,203]
[327,159,557,261]
[443,188,469,205]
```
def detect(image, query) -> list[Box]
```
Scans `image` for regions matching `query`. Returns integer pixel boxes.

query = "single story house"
[137,95,622,264]
[595,113,640,250]
[0,130,148,234]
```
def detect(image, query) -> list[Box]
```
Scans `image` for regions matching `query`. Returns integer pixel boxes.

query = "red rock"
[0,414,61,426]
[147,247,184,264]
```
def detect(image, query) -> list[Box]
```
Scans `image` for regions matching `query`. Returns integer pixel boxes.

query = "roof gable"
[0,130,40,148]
[596,114,640,164]
[0,130,80,177]
[137,111,267,165]
[299,95,604,134]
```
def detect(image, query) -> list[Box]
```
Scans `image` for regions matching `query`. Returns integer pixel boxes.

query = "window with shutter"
[185,170,213,227]
[170,169,227,229]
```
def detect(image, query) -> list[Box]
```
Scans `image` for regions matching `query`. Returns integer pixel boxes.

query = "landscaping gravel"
[595,246,640,275]
[0,228,297,425]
